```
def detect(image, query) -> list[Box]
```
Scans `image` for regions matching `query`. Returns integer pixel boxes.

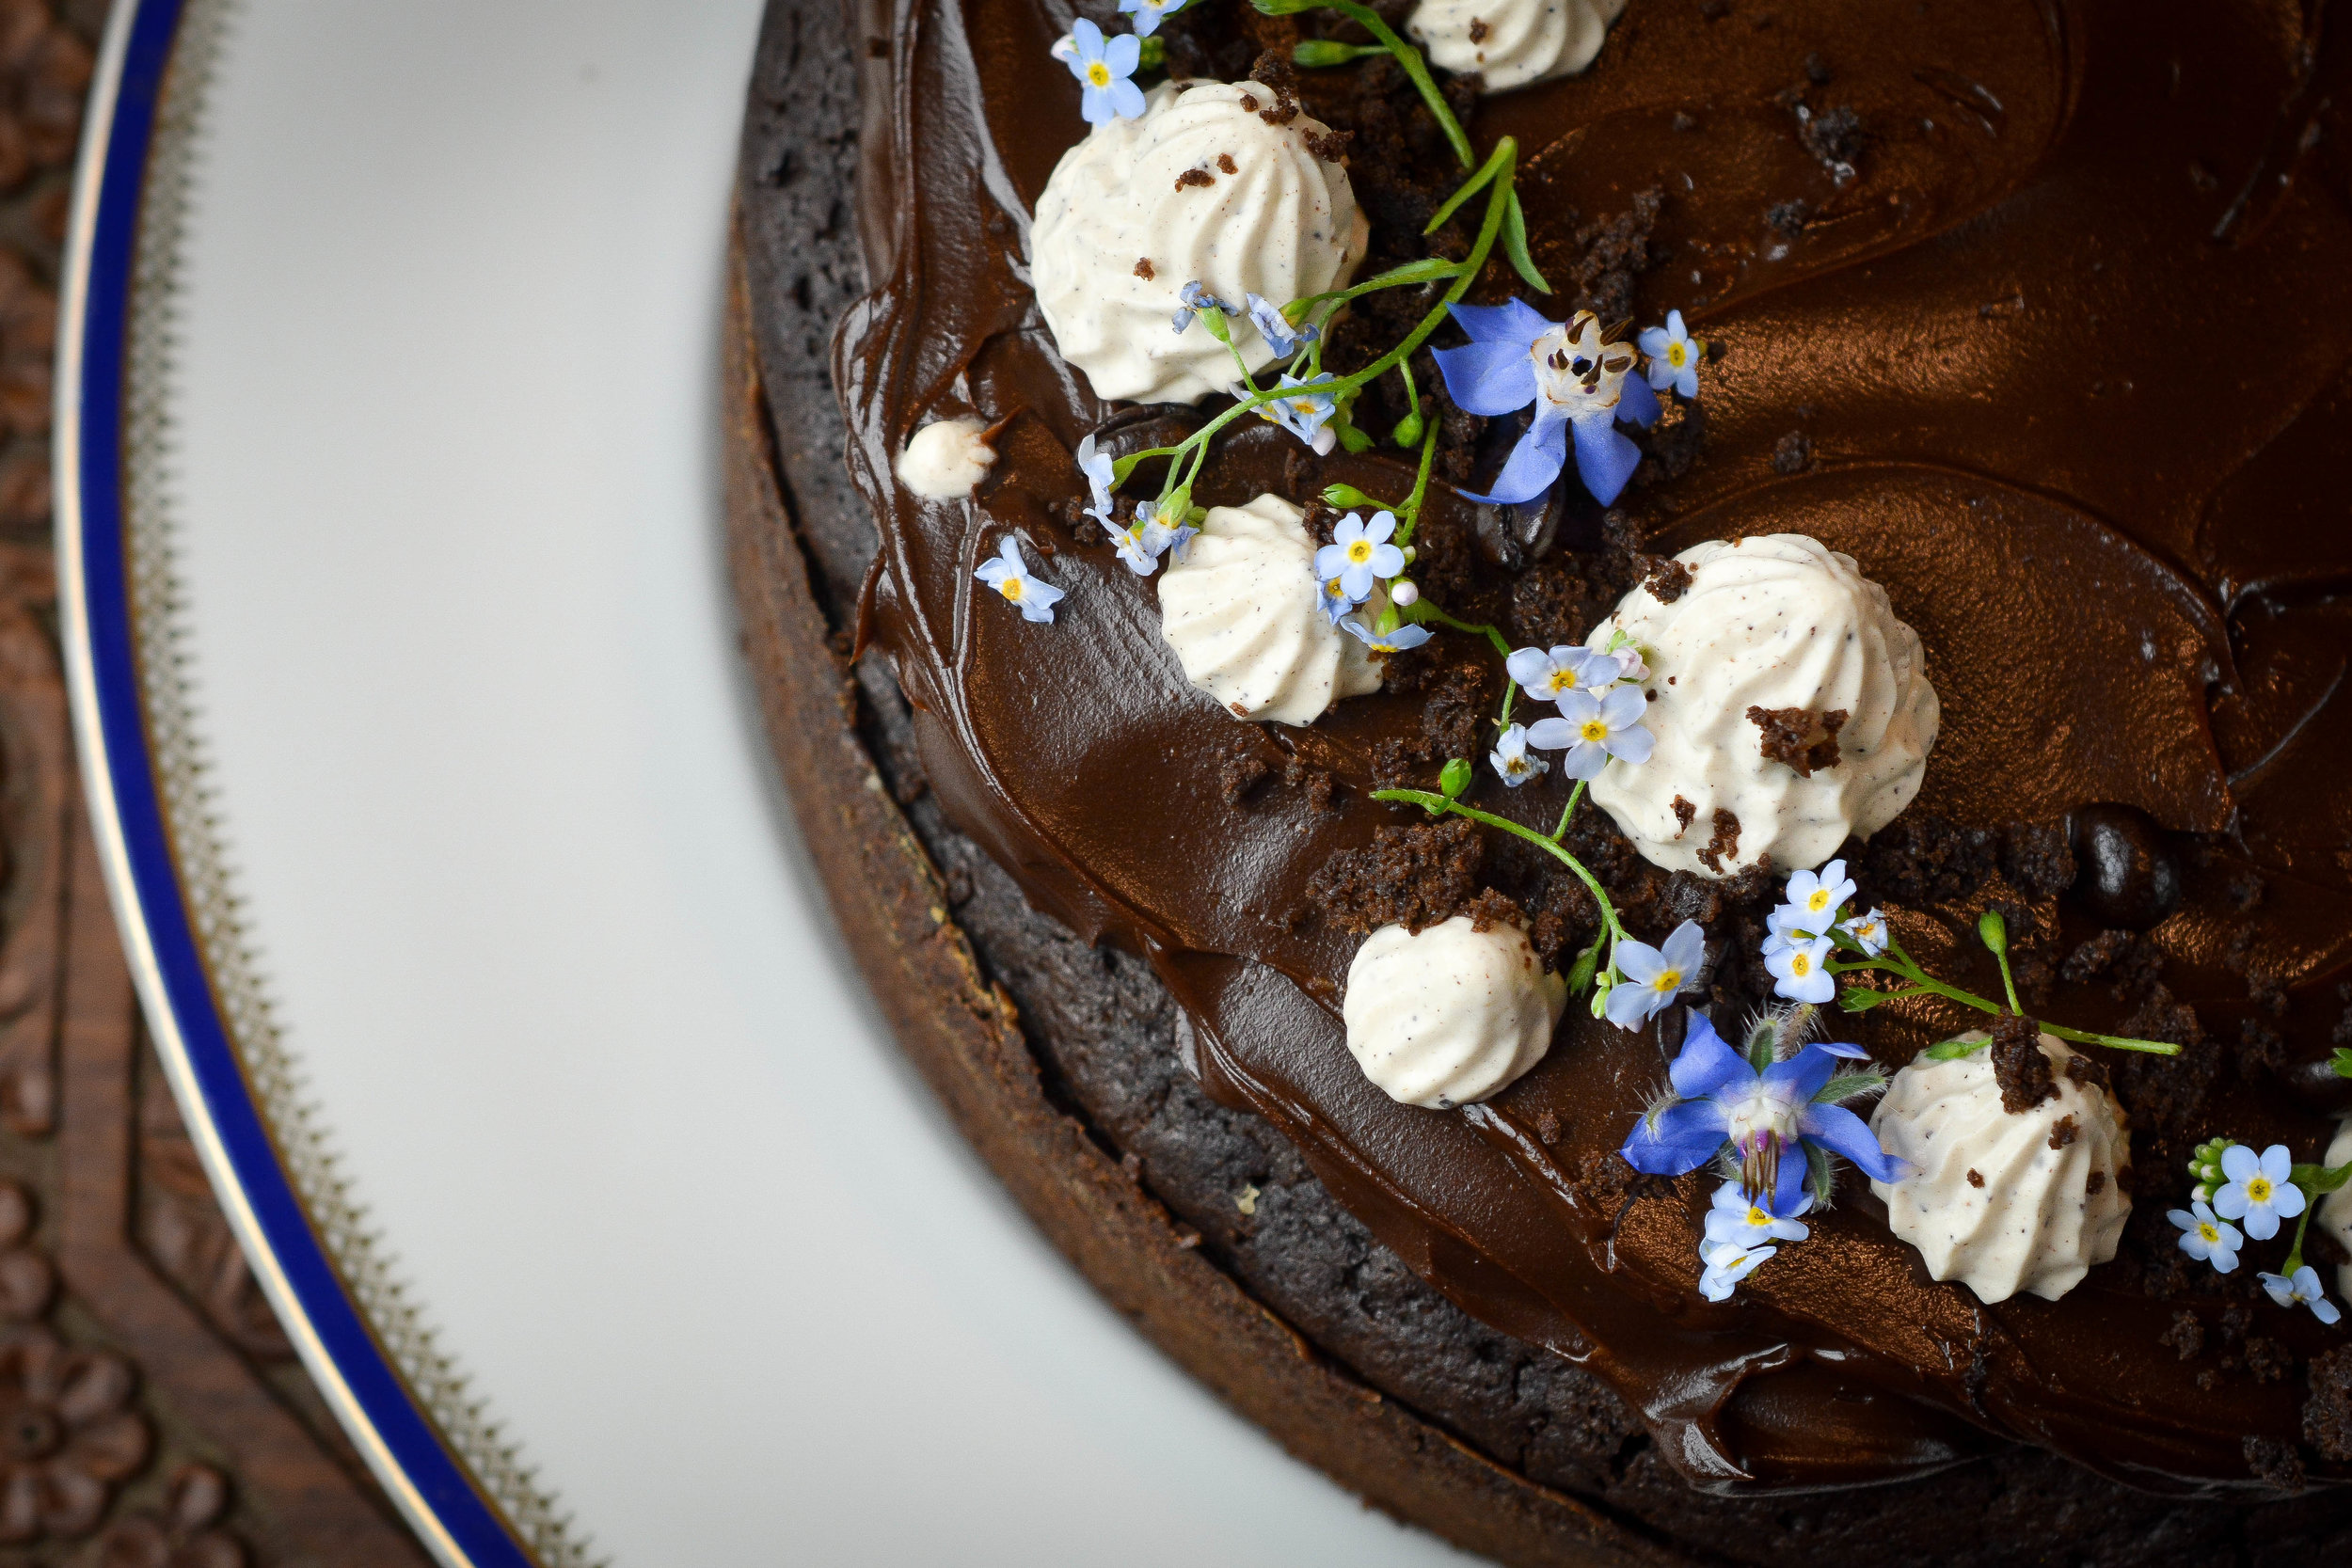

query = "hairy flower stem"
[1373,787,1630,979]
[1831,931,2182,1056]
[1550,779,1587,841]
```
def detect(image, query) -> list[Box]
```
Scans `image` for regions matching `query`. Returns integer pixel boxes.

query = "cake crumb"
[2046,1114,2079,1150]
[1965,1168,1984,1189]
[2062,1051,2110,1091]
[2243,1436,2305,1494]
[1748,705,1847,777]
[1635,552,1692,602]
[1216,152,1236,174]
[1468,17,1490,42]
[1134,258,1155,279]
[1309,817,1484,934]
[1535,1109,1562,1145]
[1695,809,1740,873]
[1771,430,1815,473]
[1672,796,1697,832]
[2307,1345,2352,1460]
[1175,167,1216,190]
[2086,1169,2106,1195]
[2160,1309,2203,1360]
[1235,1184,1260,1216]
[1992,1013,2057,1113]
[1767,200,1810,238]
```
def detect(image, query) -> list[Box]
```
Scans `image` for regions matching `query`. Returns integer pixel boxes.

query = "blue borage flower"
[1489,723,1548,788]
[2168,1200,2244,1274]
[1341,618,1433,655]
[1117,0,1191,37]
[974,536,1065,624]
[1246,292,1319,358]
[2214,1143,2305,1242]
[1258,372,1343,454]
[1526,686,1654,781]
[1606,919,1704,1030]
[1170,280,1234,336]
[1432,302,1662,507]
[1639,309,1704,399]
[2261,1265,2344,1325]
[1054,19,1145,127]
[1314,511,1404,601]
[1622,1006,1906,1215]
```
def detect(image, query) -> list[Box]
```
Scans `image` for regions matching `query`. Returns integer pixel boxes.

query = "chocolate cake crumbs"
[1215,152,1236,174]
[1672,796,1697,832]
[2161,1310,2205,1360]
[1800,104,1867,168]
[2308,1346,2352,1460]
[1246,51,1302,126]
[1858,815,1997,904]
[1534,1108,1561,1145]
[1694,809,1740,874]
[1992,1013,2057,1113]
[2062,1051,2110,1092]
[2086,1169,2106,1195]
[1747,705,1847,777]
[2046,1114,2079,1150]
[1301,126,1354,164]
[1467,17,1490,42]
[1217,736,1270,805]
[1569,186,1664,323]
[1309,817,1484,934]
[1175,167,1216,190]
[1133,257,1155,279]
[2244,1337,2293,1386]
[1463,887,1525,934]
[1965,1168,1984,1189]
[2243,1436,2306,1494]
[1238,92,1257,113]
[1635,552,1692,602]
[1804,52,1835,86]
[1767,200,1810,239]
[1770,429,1815,472]
[1672,110,1698,132]
[2000,820,2076,897]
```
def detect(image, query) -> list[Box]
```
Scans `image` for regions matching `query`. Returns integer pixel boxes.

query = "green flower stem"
[1287,257,1464,325]
[1395,420,1438,543]
[1550,779,1586,841]
[1142,139,1518,510]
[1423,137,1515,237]
[1374,789,1630,948]
[1257,0,1474,169]
[1828,931,2182,1056]
[2284,1203,2315,1276]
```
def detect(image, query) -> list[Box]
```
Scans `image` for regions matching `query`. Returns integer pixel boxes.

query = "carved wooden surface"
[0,3,437,1563]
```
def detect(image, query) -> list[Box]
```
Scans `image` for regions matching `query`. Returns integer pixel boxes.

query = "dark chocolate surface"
[748,0,2352,1542]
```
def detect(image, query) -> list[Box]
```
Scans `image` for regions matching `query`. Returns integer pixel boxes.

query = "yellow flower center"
[1806,889,1834,912]
[1650,968,1682,996]
[1788,952,1813,977]
[1668,342,1688,368]
[1347,540,1374,563]
[1579,719,1609,742]
[2199,1222,2220,1243]
[2246,1176,2272,1204]
[1746,1206,1769,1227]
[1086,62,1112,87]
[999,578,1025,602]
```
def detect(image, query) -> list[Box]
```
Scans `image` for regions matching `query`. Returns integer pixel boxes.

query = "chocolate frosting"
[832,0,2352,1496]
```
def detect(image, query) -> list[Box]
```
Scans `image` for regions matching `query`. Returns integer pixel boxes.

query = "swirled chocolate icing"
[831,0,2352,1496]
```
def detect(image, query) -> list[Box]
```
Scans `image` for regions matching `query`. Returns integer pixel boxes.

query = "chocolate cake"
[731,0,2352,1560]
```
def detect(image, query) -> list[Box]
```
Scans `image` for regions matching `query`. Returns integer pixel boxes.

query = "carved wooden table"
[0,2,432,1562]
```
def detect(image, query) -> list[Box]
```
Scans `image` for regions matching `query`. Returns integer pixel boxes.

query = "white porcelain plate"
[56,1,1479,1564]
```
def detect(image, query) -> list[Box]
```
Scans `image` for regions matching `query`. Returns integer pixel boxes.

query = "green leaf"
[1250,0,1318,13]
[1744,1012,1776,1072]
[1424,143,1511,235]
[2334,1047,2352,1080]
[1924,1036,1991,1061]
[2297,1159,2352,1195]
[1502,189,1551,293]
[1438,757,1471,799]
[1137,35,1167,71]
[1839,987,1888,1012]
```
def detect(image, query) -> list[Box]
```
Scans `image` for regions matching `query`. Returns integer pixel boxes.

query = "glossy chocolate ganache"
[832,0,2352,1498]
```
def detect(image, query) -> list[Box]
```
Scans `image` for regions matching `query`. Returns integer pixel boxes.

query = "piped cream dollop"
[1029,79,1369,404]
[895,418,995,499]
[1587,534,1939,879]
[1869,1032,2132,1304]
[2322,1117,2352,1304]
[1157,494,1382,725]
[1343,916,1565,1109]
[1407,0,1627,92]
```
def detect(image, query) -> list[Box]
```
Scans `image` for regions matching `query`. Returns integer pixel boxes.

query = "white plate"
[59,1,1479,1562]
